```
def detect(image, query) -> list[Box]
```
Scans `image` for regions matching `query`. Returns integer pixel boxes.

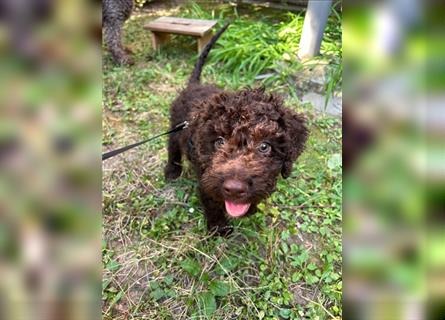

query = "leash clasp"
[176,120,189,130]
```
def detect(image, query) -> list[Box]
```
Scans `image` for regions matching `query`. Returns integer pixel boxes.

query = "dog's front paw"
[164,164,182,181]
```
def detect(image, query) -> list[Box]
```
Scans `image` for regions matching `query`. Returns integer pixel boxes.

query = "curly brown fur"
[164,26,308,235]
[103,0,134,65]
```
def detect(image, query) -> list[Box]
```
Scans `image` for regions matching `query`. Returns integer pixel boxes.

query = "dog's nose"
[223,179,248,198]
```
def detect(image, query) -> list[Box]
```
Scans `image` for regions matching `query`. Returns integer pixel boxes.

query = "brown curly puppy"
[165,24,308,235]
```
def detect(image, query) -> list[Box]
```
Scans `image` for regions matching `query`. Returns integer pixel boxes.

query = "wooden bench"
[144,17,218,53]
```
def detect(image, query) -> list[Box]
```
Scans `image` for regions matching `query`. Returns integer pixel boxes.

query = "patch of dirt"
[147,82,180,95]
[136,1,182,17]
[289,284,309,306]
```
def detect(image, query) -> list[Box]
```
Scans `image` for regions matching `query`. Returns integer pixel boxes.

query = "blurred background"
[343,0,445,319]
[0,0,444,319]
[0,0,101,320]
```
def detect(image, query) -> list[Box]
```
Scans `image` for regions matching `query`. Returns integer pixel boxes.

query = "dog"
[103,0,134,65]
[164,23,308,235]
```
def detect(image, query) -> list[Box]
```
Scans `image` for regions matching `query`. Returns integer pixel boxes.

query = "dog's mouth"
[224,201,251,217]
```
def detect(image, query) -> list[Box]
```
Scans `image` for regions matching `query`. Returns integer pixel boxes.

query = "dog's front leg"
[199,189,232,236]
[164,134,182,180]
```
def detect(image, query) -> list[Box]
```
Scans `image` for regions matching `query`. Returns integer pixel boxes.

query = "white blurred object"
[373,0,420,58]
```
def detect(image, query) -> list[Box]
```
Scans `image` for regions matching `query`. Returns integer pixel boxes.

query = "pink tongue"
[225,201,251,217]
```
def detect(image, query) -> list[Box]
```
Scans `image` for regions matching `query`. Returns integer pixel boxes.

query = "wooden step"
[144,17,218,52]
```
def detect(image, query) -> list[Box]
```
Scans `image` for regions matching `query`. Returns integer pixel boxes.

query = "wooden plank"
[156,16,217,27]
[144,17,217,37]
[145,22,210,36]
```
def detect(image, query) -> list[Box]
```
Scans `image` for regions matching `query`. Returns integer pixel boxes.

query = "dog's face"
[189,88,308,218]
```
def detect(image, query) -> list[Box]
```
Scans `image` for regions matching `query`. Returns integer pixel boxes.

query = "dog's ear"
[280,108,308,178]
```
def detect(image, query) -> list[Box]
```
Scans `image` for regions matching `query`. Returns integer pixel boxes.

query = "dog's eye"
[258,142,271,154]
[214,137,225,148]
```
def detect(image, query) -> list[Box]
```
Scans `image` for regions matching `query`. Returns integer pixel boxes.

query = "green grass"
[103,3,342,319]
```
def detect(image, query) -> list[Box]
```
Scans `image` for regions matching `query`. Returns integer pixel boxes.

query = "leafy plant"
[209,13,306,83]
[324,62,342,109]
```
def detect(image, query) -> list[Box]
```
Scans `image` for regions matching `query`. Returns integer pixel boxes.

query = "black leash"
[102,121,189,161]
